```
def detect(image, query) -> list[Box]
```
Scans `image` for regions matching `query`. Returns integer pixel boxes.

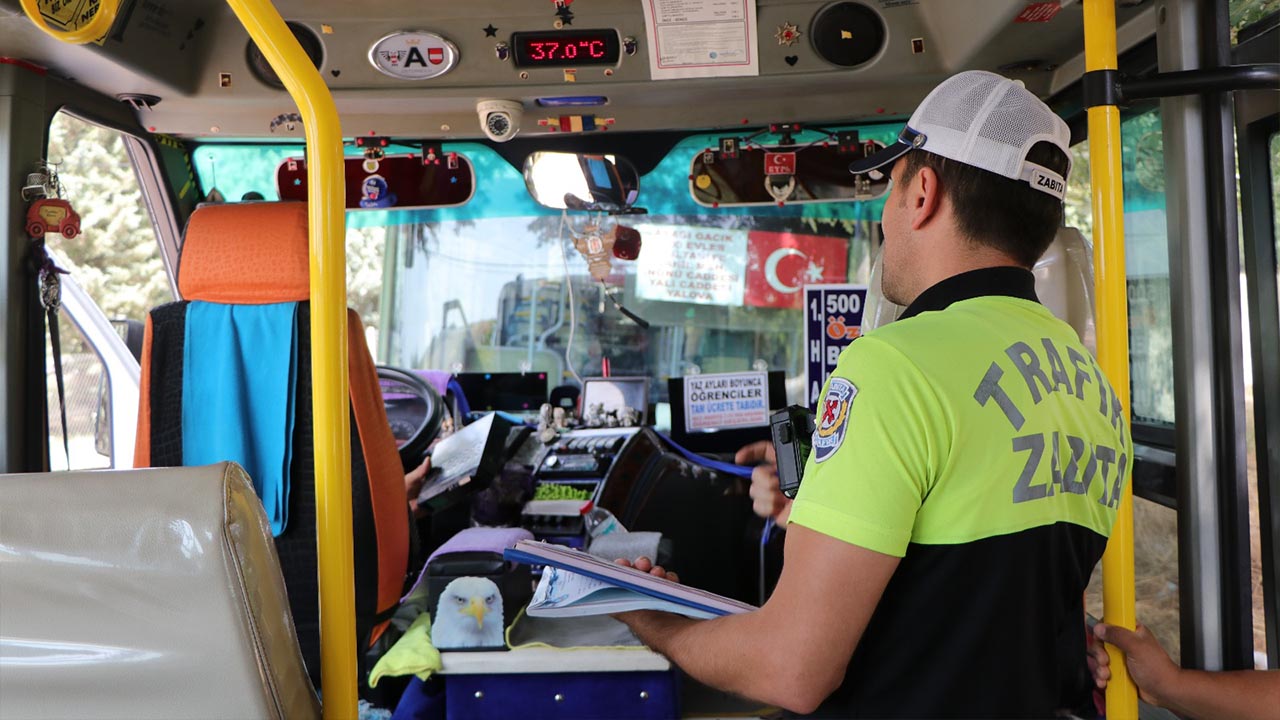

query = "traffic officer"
[616,70,1131,717]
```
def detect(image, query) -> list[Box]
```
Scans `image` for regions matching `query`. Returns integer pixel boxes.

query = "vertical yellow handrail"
[223,3,357,719]
[1083,0,1139,717]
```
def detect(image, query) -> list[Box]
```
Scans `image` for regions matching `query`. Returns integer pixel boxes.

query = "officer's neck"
[900,229,1026,307]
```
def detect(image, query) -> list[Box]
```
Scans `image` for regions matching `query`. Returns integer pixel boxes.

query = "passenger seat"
[0,462,319,719]
[133,201,409,685]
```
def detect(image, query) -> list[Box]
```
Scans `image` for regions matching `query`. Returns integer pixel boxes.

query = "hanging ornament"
[573,224,616,281]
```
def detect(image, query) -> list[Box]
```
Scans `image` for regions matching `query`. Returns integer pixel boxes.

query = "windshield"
[194,127,896,411]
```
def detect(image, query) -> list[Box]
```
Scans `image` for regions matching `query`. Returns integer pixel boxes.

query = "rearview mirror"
[689,141,890,207]
[277,153,475,210]
[523,151,644,214]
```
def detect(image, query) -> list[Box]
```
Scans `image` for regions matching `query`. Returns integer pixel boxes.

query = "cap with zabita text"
[849,70,1072,200]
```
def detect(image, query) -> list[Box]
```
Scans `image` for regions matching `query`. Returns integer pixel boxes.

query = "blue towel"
[182,301,299,536]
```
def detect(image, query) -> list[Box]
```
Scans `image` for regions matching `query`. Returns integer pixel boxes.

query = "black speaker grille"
[810,2,887,68]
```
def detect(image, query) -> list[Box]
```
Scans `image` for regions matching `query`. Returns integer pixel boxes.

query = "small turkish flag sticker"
[764,152,797,176]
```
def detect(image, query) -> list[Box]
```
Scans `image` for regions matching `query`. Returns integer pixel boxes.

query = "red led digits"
[513,30,619,67]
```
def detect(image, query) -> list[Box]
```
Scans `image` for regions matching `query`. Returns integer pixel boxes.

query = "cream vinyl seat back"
[0,462,320,720]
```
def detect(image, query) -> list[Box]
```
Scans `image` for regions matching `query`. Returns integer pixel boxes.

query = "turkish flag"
[745,231,849,309]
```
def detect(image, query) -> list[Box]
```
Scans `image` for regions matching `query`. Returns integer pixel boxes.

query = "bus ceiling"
[0,0,1159,140]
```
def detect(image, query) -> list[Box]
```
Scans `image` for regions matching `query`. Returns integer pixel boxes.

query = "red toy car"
[26,198,81,239]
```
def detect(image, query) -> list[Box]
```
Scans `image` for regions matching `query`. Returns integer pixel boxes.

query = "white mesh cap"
[849,70,1072,199]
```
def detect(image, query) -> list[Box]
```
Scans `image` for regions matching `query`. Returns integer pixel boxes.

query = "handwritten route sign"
[805,284,868,408]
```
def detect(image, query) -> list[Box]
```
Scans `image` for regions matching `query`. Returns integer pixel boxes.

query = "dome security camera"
[477,100,524,142]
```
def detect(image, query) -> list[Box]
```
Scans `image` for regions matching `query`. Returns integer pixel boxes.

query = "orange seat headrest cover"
[179,202,311,304]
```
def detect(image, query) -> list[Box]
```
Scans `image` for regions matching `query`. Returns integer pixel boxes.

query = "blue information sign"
[805,284,868,408]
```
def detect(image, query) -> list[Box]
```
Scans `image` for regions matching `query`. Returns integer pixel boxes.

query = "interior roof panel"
[0,0,1156,140]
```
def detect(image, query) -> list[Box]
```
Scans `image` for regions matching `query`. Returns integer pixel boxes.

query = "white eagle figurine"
[431,577,505,649]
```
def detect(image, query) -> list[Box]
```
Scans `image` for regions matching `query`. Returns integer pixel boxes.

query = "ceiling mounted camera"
[477,100,524,143]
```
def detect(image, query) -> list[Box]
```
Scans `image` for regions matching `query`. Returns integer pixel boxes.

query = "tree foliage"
[46,114,172,321]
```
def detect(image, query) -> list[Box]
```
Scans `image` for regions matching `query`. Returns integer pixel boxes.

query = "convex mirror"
[277,153,475,210]
[524,151,644,214]
[689,140,890,207]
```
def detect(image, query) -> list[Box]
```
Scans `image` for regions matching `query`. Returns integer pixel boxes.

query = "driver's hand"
[405,457,430,518]
[736,440,791,525]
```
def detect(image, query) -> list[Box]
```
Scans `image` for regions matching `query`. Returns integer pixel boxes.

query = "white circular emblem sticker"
[369,32,459,80]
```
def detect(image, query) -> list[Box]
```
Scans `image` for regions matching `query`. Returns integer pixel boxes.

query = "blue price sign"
[805,284,868,408]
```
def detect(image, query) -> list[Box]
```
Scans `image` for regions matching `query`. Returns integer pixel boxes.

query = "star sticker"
[556,6,575,25]
[483,24,498,38]
[775,22,802,47]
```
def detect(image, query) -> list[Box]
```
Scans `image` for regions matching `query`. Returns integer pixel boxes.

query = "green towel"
[368,613,442,688]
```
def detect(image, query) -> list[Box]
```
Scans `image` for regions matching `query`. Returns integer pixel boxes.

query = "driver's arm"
[405,456,430,517]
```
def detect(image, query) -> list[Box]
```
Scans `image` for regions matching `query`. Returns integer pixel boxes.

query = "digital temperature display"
[512,29,621,68]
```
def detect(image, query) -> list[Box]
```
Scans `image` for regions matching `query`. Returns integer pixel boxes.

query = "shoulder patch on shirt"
[814,378,857,463]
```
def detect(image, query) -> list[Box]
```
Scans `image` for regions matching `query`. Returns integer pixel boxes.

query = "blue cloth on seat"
[182,301,299,535]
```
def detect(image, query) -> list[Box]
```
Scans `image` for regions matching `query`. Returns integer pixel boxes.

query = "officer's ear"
[908,165,944,232]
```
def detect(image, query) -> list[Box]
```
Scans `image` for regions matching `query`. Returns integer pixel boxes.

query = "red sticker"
[1015,1,1061,23]
[764,152,797,176]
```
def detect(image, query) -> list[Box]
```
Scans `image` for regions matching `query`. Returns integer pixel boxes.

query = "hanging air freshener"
[573,224,616,281]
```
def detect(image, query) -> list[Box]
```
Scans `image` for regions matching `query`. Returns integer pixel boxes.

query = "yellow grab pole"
[224,2,356,718]
[1083,0,1138,717]
[18,0,121,44]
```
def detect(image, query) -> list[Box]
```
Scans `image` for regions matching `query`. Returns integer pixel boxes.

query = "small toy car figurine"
[26,198,81,239]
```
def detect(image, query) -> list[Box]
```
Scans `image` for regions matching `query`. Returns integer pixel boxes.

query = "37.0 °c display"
[512,30,621,68]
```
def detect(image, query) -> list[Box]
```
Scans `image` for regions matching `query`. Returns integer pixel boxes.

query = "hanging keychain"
[24,161,76,465]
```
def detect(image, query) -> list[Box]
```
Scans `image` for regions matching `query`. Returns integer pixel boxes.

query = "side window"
[1262,131,1280,666]
[1063,110,1174,426]
[1069,108,1181,663]
[42,112,171,470]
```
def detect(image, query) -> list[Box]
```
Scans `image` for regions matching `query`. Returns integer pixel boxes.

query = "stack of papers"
[505,540,756,620]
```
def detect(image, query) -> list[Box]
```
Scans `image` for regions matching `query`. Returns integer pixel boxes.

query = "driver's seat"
[133,201,409,686]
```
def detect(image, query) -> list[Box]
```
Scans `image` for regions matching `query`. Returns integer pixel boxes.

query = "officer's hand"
[1087,629,1111,689]
[1094,622,1181,707]
[615,556,680,584]
[405,457,431,518]
[736,440,792,525]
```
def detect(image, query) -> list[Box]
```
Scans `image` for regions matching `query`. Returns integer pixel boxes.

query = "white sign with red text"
[635,224,747,306]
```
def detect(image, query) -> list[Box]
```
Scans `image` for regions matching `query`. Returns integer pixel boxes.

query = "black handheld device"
[770,405,815,499]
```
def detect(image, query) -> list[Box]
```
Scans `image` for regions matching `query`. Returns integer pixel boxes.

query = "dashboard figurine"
[583,402,606,428]
[431,577,505,650]
[617,406,640,428]
[537,403,558,444]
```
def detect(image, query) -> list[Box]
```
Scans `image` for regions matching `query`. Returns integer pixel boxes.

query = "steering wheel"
[376,366,445,472]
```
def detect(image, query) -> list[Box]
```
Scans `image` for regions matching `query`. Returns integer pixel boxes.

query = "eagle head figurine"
[431,577,505,649]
